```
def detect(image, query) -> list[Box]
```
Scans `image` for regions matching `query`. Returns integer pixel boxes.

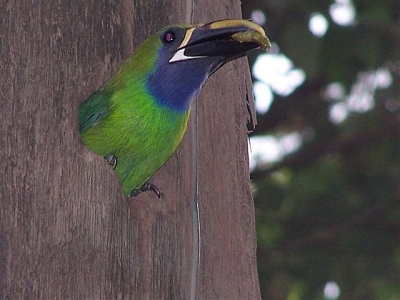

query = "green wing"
[79,89,113,133]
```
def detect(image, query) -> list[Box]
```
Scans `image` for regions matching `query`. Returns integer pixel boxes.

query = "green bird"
[79,19,270,198]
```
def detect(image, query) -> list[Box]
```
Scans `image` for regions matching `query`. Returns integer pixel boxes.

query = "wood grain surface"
[0,0,260,298]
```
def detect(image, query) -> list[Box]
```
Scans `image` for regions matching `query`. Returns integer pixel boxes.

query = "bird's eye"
[162,30,176,44]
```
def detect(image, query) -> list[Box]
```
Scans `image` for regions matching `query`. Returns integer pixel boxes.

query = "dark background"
[242,0,400,299]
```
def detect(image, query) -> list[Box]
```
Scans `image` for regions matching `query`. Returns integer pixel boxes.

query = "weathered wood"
[0,0,260,299]
[190,6,261,300]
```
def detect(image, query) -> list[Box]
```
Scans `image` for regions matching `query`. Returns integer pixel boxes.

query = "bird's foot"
[104,154,117,170]
[130,182,161,198]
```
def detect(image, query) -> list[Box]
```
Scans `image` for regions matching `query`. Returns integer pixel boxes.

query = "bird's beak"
[169,19,271,63]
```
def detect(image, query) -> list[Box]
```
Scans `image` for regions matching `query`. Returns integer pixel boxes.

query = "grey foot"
[104,154,117,170]
[130,183,161,198]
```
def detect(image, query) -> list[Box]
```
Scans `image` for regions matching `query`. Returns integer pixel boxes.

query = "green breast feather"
[79,79,189,197]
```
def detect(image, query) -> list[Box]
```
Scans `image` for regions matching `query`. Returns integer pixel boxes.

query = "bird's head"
[126,19,270,112]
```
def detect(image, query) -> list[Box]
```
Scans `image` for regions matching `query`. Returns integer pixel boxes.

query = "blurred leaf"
[282,21,322,79]
[243,0,400,298]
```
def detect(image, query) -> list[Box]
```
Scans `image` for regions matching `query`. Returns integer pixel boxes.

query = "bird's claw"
[102,154,160,198]
[104,154,117,170]
[130,182,161,198]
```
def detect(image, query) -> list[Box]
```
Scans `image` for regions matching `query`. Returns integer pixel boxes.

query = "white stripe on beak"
[169,48,205,63]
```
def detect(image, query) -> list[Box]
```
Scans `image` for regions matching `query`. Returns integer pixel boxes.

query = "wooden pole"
[0,0,260,298]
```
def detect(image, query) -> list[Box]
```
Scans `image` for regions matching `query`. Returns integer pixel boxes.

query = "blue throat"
[146,50,214,112]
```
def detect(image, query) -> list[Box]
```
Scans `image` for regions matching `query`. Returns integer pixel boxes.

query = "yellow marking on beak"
[178,27,196,49]
[208,19,266,37]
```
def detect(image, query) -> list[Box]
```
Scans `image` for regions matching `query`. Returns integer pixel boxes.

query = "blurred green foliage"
[242,0,400,299]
